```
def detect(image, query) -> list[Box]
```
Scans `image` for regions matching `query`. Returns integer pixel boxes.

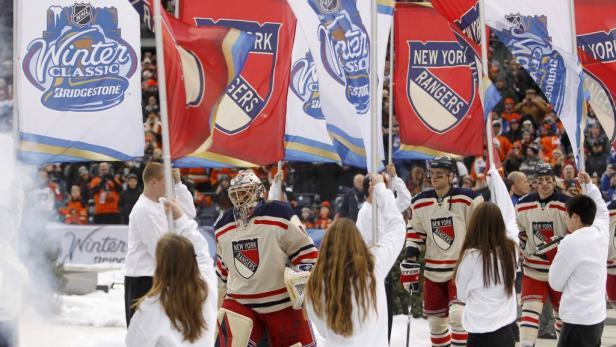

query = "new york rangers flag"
[285,25,341,163]
[158,8,254,159]
[485,0,585,166]
[576,0,616,148]
[394,3,484,156]
[287,0,392,170]
[179,0,295,166]
[17,0,143,163]
[431,0,484,58]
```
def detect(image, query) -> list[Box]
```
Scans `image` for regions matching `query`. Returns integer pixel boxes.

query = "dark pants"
[124,276,153,327]
[557,321,604,347]
[467,322,516,347]
[0,321,17,347]
[94,213,122,224]
[385,273,394,342]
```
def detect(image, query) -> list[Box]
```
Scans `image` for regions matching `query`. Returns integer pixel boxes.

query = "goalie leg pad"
[428,316,451,347]
[449,303,467,346]
[217,300,261,347]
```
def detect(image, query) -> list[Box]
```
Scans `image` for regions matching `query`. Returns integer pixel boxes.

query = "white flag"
[285,25,341,163]
[17,0,143,163]
[485,0,585,167]
[287,0,393,170]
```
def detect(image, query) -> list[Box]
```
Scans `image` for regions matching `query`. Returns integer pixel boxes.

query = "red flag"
[178,0,295,165]
[575,0,616,147]
[160,10,254,159]
[431,0,484,58]
[394,3,484,156]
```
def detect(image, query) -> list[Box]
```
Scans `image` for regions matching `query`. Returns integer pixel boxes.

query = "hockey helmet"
[535,164,554,177]
[430,156,455,172]
[228,170,265,219]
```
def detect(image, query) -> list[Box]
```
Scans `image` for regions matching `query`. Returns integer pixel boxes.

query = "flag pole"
[174,0,180,18]
[569,0,586,172]
[388,4,395,165]
[277,160,283,193]
[153,0,175,231]
[479,0,495,169]
[370,0,379,244]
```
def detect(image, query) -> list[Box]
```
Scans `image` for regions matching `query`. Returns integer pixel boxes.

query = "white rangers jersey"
[406,187,483,282]
[516,191,569,281]
[214,201,318,314]
[607,200,616,275]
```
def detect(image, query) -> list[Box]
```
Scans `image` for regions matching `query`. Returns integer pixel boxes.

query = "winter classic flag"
[485,0,586,166]
[179,0,295,166]
[17,0,143,163]
[285,25,341,163]
[576,0,616,148]
[394,3,484,157]
[157,7,254,159]
[287,0,392,170]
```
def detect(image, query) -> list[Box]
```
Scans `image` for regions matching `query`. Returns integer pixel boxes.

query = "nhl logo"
[319,0,339,13]
[431,217,455,251]
[232,238,260,279]
[407,32,478,134]
[71,3,92,27]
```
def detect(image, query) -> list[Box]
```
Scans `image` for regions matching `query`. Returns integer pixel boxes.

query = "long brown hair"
[454,202,517,297]
[134,234,208,342]
[306,218,377,337]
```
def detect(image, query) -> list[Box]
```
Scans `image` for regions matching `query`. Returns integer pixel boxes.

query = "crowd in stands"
[2,5,616,231]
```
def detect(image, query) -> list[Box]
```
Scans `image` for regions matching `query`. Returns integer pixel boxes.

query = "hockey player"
[515,164,569,347]
[607,200,616,304]
[401,156,483,347]
[214,170,318,347]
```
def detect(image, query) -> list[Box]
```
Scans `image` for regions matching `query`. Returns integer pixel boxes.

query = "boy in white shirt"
[549,172,608,347]
[124,163,196,326]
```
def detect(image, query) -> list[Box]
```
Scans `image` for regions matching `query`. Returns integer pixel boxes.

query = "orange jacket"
[60,200,88,224]
[90,177,120,214]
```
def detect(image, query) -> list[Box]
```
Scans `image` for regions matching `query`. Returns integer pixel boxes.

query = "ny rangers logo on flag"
[232,238,260,279]
[407,32,478,133]
[431,217,455,251]
[194,18,281,135]
[308,0,371,115]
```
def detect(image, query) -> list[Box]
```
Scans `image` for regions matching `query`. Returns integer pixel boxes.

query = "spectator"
[90,162,122,224]
[600,163,615,194]
[143,95,159,116]
[337,173,365,222]
[504,142,523,174]
[119,174,142,224]
[501,98,522,125]
[505,118,523,143]
[586,142,609,178]
[562,164,577,182]
[74,166,92,206]
[549,149,565,177]
[585,123,609,154]
[519,145,541,177]
[38,168,63,207]
[493,120,512,162]
[143,111,162,140]
[315,204,332,230]
[606,174,616,201]
[59,185,88,225]
[514,89,549,125]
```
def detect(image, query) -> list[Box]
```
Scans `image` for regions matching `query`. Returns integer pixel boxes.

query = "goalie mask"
[228,170,265,221]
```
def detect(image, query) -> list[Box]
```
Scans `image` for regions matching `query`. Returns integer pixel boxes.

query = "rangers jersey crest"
[431,216,455,250]
[532,221,554,244]
[232,238,260,279]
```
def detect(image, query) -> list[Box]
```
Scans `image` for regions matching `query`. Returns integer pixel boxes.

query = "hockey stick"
[533,236,564,256]
[406,288,413,347]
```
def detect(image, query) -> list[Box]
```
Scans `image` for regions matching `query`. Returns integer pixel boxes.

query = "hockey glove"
[284,267,310,310]
[400,260,420,293]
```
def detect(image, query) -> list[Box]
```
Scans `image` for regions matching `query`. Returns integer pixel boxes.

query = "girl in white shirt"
[126,200,217,347]
[305,174,406,347]
[454,202,518,347]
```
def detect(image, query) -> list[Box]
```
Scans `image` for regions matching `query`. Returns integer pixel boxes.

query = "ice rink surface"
[17,270,616,347]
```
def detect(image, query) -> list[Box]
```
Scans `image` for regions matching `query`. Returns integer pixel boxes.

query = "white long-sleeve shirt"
[124,183,196,277]
[455,168,518,333]
[307,183,406,346]
[126,214,217,347]
[549,182,609,325]
[356,176,411,247]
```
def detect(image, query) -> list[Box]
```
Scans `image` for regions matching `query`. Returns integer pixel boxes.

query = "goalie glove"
[400,260,420,293]
[284,267,310,310]
[534,236,564,257]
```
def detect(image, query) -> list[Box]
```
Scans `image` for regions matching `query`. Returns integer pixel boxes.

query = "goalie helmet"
[228,170,265,221]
